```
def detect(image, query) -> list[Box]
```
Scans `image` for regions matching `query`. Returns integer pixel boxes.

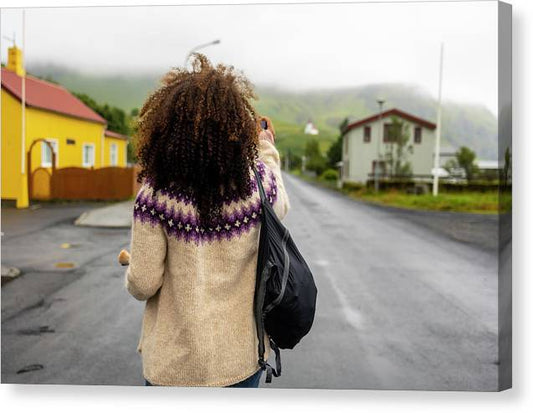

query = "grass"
[345,188,511,214]
[273,119,336,157]
[290,170,512,214]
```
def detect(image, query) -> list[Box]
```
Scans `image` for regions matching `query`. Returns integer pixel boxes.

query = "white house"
[341,108,436,183]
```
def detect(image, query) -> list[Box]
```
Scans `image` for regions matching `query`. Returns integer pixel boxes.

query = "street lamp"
[184,39,221,67]
[432,43,444,196]
[374,99,385,192]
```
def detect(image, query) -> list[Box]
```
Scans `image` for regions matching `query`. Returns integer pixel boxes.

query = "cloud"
[1,1,497,114]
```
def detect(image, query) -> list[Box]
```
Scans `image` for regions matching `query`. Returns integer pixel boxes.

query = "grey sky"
[1,1,498,114]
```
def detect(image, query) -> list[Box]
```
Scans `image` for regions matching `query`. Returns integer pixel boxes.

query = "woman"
[122,54,290,387]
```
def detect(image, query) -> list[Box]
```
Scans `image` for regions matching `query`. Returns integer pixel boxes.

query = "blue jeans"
[228,369,263,388]
[144,369,263,388]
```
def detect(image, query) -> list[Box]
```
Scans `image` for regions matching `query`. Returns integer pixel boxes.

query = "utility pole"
[374,99,385,192]
[433,43,444,196]
[17,10,29,208]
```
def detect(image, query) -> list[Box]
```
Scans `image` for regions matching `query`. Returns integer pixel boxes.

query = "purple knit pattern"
[133,162,277,245]
[145,161,268,207]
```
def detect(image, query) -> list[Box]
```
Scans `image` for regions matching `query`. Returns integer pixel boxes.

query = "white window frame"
[82,143,96,168]
[110,143,118,166]
[41,138,59,168]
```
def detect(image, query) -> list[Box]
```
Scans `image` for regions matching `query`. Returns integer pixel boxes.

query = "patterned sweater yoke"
[125,139,290,387]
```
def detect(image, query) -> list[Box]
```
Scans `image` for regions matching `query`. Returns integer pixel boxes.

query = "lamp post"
[374,99,385,192]
[432,43,444,196]
[184,39,221,67]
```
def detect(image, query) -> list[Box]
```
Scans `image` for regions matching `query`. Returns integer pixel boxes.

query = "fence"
[364,173,506,193]
[31,166,137,201]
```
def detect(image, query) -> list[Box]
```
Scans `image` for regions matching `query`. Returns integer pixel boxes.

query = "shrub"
[290,168,302,176]
[306,155,328,176]
[342,181,365,192]
[319,169,339,182]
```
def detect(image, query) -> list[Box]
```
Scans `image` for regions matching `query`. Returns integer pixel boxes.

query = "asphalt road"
[1,174,499,390]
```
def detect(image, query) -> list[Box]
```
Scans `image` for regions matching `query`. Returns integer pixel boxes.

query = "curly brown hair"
[135,54,259,224]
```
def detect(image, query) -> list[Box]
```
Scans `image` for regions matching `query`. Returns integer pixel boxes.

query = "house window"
[41,139,58,167]
[414,127,422,144]
[383,124,398,143]
[363,126,371,143]
[82,143,95,168]
[110,143,118,166]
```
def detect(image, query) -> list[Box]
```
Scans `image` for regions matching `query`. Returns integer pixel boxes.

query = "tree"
[383,116,413,177]
[326,117,350,168]
[74,92,131,135]
[305,139,321,159]
[128,108,140,163]
[501,146,511,189]
[304,139,327,176]
[281,150,302,171]
[455,146,478,182]
[443,158,460,176]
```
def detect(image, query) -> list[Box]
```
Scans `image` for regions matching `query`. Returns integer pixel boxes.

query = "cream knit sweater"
[125,139,290,387]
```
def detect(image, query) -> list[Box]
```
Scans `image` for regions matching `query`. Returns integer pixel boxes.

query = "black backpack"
[252,166,318,383]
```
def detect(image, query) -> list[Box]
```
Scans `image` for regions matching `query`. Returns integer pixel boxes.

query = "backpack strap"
[253,163,268,205]
[259,339,281,383]
[252,165,282,384]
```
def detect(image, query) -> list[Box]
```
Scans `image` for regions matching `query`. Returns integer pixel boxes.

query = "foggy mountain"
[28,64,497,159]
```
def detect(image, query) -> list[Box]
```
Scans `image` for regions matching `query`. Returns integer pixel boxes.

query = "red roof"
[104,130,130,140]
[344,108,436,134]
[1,67,106,125]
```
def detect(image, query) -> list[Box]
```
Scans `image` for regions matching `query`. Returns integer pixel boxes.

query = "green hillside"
[254,85,497,159]
[266,119,336,158]
[27,64,497,160]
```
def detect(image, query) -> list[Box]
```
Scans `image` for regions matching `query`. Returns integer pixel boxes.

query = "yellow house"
[1,46,129,207]
[103,130,129,168]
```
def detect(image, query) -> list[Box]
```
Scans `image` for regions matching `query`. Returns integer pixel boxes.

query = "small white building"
[304,120,319,135]
[341,108,436,183]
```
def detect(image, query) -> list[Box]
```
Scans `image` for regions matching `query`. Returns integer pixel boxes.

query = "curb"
[1,266,22,286]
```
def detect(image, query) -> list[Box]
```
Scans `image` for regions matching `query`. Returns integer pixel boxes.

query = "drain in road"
[17,325,55,336]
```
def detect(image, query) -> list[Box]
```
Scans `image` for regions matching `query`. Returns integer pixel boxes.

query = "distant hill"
[254,85,497,160]
[27,64,497,159]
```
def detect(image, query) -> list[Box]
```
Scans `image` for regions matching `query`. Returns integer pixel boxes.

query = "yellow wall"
[1,89,23,200]
[26,106,106,172]
[1,87,108,202]
[103,136,128,167]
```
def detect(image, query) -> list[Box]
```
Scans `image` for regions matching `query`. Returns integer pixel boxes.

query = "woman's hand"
[118,249,131,266]
[258,116,276,144]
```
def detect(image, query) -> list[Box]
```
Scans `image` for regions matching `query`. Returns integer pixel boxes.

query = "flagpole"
[432,43,444,196]
[21,9,26,175]
[16,8,30,208]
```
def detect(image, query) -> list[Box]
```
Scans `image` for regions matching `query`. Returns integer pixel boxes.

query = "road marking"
[313,259,364,330]
[55,262,75,269]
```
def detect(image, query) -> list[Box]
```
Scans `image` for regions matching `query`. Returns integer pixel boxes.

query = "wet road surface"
[1,175,498,390]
